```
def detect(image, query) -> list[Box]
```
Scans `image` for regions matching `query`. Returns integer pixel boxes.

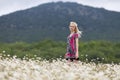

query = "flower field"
[0,56,120,80]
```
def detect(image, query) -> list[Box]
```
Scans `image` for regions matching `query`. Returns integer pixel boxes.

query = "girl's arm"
[75,38,79,58]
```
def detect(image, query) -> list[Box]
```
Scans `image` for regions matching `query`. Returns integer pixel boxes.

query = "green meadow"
[0,39,120,63]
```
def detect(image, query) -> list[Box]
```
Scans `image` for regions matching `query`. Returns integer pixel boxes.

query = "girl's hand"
[75,52,79,58]
[75,38,79,59]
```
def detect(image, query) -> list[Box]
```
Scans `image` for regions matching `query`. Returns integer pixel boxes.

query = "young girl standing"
[65,21,82,62]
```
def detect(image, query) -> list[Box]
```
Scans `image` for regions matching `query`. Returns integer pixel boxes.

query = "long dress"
[65,33,79,61]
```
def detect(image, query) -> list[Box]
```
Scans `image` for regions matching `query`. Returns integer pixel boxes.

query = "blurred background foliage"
[0,39,120,63]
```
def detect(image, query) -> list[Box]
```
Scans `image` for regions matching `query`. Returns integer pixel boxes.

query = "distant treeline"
[0,2,120,42]
[0,39,120,63]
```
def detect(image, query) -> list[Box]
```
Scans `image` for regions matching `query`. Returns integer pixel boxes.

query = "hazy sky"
[0,0,120,16]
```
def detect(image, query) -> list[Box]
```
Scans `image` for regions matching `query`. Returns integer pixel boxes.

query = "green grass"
[0,39,120,63]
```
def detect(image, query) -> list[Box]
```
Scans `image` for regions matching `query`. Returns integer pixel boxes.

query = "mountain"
[0,1,120,42]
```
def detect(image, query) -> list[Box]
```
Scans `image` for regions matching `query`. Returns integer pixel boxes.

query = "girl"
[65,21,82,62]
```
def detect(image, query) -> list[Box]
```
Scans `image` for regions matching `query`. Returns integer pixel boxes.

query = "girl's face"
[69,26,75,32]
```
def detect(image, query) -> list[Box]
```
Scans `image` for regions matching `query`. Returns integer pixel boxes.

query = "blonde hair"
[69,21,82,37]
